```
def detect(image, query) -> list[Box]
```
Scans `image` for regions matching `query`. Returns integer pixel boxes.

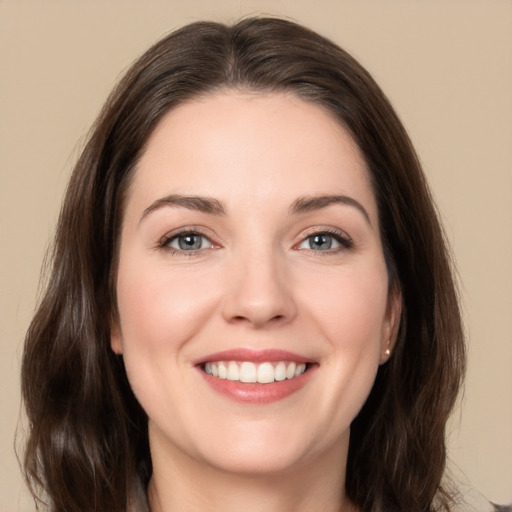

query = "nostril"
[229,313,285,326]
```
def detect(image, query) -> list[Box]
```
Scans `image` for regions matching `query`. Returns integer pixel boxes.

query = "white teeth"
[274,361,287,381]
[295,363,306,377]
[286,362,296,379]
[257,362,275,384]
[227,361,239,381]
[239,362,257,383]
[218,362,227,379]
[203,361,308,384]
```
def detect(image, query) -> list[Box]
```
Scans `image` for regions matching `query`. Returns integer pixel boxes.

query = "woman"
[21,17,505,512]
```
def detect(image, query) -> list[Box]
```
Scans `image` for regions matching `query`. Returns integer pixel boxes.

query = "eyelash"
[157,227,353,256]
[158,228,217,256]
[296,228,353,253]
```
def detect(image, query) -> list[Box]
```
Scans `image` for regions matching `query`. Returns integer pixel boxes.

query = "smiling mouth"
[202,361,310,384]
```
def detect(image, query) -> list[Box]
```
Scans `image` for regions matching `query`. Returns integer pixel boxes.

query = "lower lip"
[197,366,316,404]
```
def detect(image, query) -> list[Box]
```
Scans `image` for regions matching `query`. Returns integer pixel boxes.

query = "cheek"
[309,272,388,416]
[115,258,221,357]
[302,266,389,350]
[115,259,222,423]
[307,268,388,378]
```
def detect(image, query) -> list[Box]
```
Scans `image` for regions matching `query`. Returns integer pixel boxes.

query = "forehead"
[129,91,377,221]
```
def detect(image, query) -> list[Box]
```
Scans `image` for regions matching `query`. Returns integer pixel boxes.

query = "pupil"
[179,234,201,250]
[311,234,332,250]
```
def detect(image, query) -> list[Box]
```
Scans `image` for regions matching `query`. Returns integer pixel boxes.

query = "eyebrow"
[140,194,226,222]
[140,193,371,226]
[289,195,371,225]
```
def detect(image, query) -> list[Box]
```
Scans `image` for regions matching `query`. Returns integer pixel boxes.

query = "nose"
[221,248,297,328]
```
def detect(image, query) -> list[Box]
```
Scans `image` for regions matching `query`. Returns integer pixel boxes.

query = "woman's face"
[112,91,399,476]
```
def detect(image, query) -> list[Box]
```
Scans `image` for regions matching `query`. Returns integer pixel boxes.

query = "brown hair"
[22,17,465,512]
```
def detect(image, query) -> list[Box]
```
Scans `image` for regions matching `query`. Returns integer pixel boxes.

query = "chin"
[199,445,313,477]
[185,418,349,478]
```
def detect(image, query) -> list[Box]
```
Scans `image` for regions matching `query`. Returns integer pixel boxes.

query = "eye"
[297,231,352,252]
[161,231,215,253]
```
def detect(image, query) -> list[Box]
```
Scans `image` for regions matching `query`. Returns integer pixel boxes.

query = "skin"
[111,91,400,512]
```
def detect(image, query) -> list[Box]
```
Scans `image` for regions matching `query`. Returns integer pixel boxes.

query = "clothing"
[131,480,512,512]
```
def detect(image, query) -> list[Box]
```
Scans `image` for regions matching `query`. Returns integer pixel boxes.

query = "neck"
[146,426,357,512]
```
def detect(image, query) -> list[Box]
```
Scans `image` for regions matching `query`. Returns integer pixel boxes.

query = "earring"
[384,338,392,358]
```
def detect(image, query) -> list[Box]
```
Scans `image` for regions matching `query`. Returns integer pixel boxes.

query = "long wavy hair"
[22,17,465,512]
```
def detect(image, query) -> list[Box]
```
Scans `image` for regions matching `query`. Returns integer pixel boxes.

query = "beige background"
[1,1,511,510]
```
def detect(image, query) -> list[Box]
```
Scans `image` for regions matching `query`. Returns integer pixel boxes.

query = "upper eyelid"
[164,231,210,243]
[159,226,217,241]
[297,226,352,242]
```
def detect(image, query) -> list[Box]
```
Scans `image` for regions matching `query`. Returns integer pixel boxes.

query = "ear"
[110,318,124,355]
[379,285,402,365]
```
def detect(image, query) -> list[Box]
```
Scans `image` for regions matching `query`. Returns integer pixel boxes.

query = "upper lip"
[192,348,312,366]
